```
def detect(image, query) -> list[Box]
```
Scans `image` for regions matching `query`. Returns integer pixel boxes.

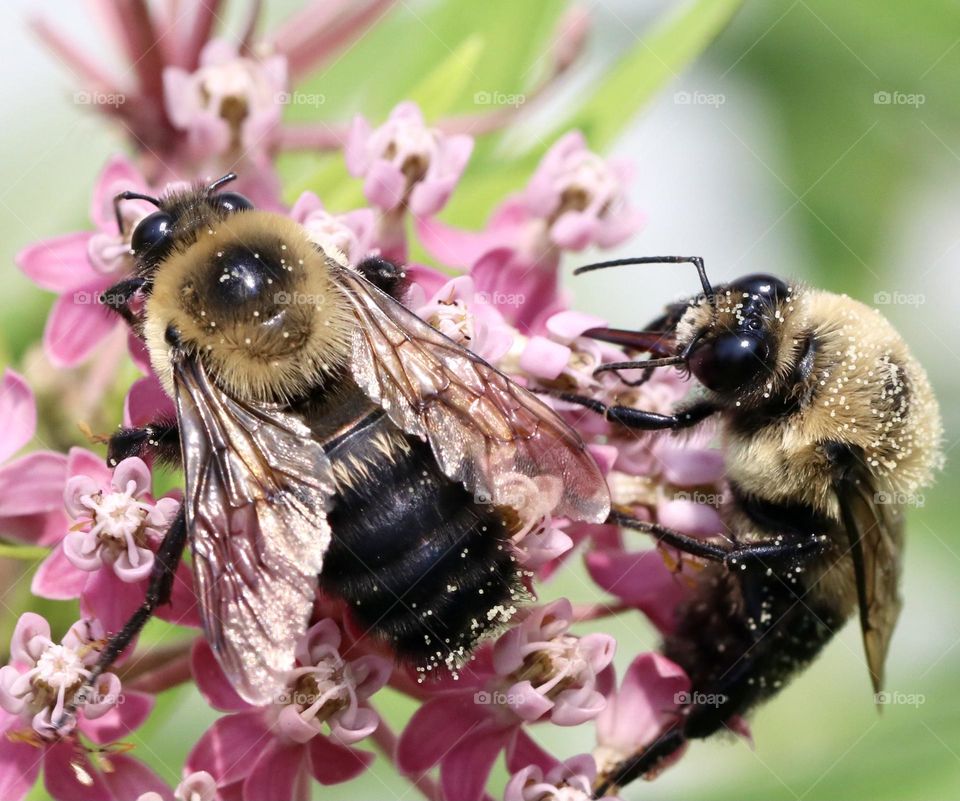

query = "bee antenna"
[207,172,238,193]
[574,255,715,302]
[113,191,161,236]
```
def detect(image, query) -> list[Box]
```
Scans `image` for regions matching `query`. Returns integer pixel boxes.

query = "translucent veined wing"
[174,355,335,704]
[332,266,610,524]
[834,467,905,695]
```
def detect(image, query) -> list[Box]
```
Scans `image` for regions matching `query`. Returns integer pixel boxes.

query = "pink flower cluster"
[2,3,735,799]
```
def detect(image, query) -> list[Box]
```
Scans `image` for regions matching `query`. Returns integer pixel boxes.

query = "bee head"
[119,173,254,272]
[141,187,353,403]
[681,274,794,395]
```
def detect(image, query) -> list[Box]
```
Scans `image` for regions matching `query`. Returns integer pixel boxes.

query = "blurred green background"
[1,1,958,799]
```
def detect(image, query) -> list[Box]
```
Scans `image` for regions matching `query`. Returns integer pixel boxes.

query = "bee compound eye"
[213,192,254,213]
[689,332,772,394]
[131,211,174,259]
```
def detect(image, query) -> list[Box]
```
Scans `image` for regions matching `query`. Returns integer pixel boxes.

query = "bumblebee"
[555,256,943,793]
[70,174,610,709]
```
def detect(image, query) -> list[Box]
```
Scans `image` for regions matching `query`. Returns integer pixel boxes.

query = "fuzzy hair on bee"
[144,211,355,404]
[53,174,610,733]
[557,256,943,795]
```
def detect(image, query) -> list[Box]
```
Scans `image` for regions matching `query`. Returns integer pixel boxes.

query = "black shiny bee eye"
[213,192,254,214]
[689,331,773,393]
[733,273,790,304]
[131,211,174,259]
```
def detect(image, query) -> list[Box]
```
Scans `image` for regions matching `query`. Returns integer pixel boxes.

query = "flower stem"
[0,543,49,561]
[120,639,196,694]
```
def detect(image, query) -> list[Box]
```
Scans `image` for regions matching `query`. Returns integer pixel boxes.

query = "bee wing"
[333,266,610,523]
[835,470,905,695]
[174,355,334,704]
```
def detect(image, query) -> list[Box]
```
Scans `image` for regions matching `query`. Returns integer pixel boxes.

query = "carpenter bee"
[555,257,943,794]
[65,174,610,715]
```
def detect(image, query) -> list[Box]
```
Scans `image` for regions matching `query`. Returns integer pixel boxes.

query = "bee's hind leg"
[107,419,181,468]
[52,506,188,735]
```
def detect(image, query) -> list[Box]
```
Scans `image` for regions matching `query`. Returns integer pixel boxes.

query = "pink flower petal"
[10,612,51,664]
[82,690,153,744]
[111,457,151,496]
[363,160,406,211]
[596,653,690,755]
[656,499,723,539]
[90,155,148,232]
[440,722,509,801]
[0,371,36,462]
[187,711,270,786]
[545,311,607,344]
[658,447,726,486]
[100,754,170,801]
[16,232,98,292]
[0,510,68,547]
[550,210,596,251]
[308,736,373,785]
[0,451,67,515]
[519,337,571,380]
[155,563,200,628]
[67,447,112,486]
[43,741,113,801]
[0,718,43,801]
[43,283,118,367]
[396,694,491,774]
[505,728,556,775]
[80,571,148,634]
[191,641,249,713]
[585,548,686,634]
[124,375,175,429]
[31,546,87,600]
[242,742,308,801]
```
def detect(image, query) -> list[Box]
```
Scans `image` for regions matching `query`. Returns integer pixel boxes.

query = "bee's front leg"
[53,506,188,735]
[107,419,181,467]
[610,510,828,568]
[100,276,147,328]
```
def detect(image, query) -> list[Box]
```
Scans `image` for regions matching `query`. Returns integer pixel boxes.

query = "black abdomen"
[315,401,521,672]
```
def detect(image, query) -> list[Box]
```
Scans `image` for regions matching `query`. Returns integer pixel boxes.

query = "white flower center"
[303,213,357,267]
[34,644,86,691]
[82,482,150,551]
[427,299,473,345]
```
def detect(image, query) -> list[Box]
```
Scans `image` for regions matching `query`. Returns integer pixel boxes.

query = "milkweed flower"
[15,157,158,367]
[0,614,160,801]
[0,370,67,545]
[137,771,216,801]
[186,619,390,800]
[30,449,194,635]
[506,753,623,801]
[397,599,616,801]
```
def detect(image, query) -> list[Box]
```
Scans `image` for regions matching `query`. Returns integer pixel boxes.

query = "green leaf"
[408,35,485,120]
[554,0,746,149]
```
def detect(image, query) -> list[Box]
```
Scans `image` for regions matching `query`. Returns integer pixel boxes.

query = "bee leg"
[594,726,687,795]
[101,276,146,327]
[53,507,187,734]
[106,419,181,467]
[550,394,719,431]
[611,510,828,568]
